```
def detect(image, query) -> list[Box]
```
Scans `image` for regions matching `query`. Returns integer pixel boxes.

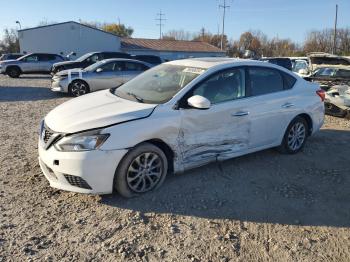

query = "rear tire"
[277,116,308,154]
[6,67,21,78]
[114,143,168,198]
[68,80,90,97]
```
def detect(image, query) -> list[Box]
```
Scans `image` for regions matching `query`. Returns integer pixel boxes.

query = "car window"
[99,62,115,72]
[282,72,297,89]
[86,54,101,63]
[336,69,350,78]
[192,68,246,104]
[124,62,149,71]
[248,67,284,96]
[38,54,56,61]
[23,55,39,62]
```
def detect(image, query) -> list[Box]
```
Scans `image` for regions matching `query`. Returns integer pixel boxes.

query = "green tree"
[0,29,19,53]
[102,23,134,37]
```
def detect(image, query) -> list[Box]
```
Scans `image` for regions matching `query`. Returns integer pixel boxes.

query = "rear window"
[248,67,284,96]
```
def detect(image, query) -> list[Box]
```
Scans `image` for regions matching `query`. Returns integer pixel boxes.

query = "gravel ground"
[1,74,350,262]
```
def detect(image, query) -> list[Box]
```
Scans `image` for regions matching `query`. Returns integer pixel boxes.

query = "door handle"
[231,111,249,117]
[282,103,295,108]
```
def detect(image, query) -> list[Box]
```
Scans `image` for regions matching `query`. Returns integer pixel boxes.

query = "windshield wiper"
[127,92,144,103]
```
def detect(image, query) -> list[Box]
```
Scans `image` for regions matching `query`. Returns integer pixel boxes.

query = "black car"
[131,55,163,65]
[51,51,131,74]
[260,57,293,71]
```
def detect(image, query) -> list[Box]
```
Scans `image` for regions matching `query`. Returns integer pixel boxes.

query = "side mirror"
[96,68,103,73]
[187,95,211,110]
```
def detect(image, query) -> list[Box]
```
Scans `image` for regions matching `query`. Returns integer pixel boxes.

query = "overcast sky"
[1,0,349,43]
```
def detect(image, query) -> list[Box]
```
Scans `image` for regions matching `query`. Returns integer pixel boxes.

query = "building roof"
[121,38,225,53]
[18,21,119,38]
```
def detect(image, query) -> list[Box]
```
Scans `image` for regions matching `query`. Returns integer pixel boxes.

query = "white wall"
[19,22,121,58]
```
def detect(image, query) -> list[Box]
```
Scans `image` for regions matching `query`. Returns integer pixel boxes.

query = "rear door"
[122,61,149,82]
[38,54,56,72]
[244,66,298,148]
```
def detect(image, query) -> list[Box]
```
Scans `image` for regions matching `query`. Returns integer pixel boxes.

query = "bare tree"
[163,30,194,41]
[0,29,19,53]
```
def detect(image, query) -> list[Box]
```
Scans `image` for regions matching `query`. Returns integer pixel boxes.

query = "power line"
[156,10,166,39]
[219,0,230,50]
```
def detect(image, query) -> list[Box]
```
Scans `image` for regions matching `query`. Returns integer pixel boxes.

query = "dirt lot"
[1,74,350,262]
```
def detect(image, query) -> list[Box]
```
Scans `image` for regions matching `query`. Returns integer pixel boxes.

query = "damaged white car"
[38,58,325,197]
[325,85,350,118]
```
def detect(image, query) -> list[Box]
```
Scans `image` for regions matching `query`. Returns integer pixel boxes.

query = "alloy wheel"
[71,81,88,96]
[126,152,163,193]
[287,122,306,151]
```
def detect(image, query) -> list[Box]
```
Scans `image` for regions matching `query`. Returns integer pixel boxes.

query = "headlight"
[54,130,109,152]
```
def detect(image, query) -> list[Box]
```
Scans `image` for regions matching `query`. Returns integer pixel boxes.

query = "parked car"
[38,58,325,197]
[291,59,309,76]
[131,55,163,65]
[51,59,151,96]
[0,53,64,78]
[305,67,350,90]
[324,85,350,118]
[260,57,293,71]
[51,51,131,74]
[308,52,350,73]
[0,53,23,61]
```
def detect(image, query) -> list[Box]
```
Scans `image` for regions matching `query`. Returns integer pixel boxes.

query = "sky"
[1,0,349,44]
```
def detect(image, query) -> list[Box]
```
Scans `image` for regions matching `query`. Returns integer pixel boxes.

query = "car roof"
[99,58,152,66]
[166,57,290,70]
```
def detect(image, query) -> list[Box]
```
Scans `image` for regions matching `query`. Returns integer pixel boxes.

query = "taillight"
[316,89,325,102]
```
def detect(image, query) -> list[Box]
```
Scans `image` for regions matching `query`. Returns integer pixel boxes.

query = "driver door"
[179,67,251,169]
[90,61,125,90]
[21,54,40,72]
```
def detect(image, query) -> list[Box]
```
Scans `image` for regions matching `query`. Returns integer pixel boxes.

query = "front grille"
[64,175,92,190]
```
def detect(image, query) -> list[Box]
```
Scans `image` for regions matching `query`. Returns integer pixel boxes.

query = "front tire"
[6,67,21,78]
[68,80,90,97]
[114,143,168,198]
[278,116,308,154]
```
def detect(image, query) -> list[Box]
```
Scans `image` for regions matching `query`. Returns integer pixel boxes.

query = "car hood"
[56,68,85,77]
[0,59,17,64]
[45,90,157,133]
[53,60,80,68]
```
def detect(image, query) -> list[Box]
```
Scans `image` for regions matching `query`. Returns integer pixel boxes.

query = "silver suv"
[0,53,64,78]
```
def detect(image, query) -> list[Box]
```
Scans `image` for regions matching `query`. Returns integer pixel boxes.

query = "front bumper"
[51,78,69,93]
[38,141,127,194]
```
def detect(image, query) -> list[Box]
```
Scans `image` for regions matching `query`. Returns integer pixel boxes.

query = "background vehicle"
[305,67,350,90]
[0,53,23,61]
[260,57,293,71]
[0,53,64,78]
[308,52,350,73]
[39,58,324,197]
[51,51,131,74]
[131,55,163,65]
[291,59,309,76]
[51,58,151,96]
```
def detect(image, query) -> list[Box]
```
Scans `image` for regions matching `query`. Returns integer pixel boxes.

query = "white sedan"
[38,58,325,197]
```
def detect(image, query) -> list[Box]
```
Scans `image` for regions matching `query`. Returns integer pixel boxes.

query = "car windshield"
[114,64,206,104]
[84,60,105,71]
[76,53,94,62]
[314,68,337,76]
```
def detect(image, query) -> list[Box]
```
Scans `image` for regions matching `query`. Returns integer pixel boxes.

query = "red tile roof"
[121,38,224,53]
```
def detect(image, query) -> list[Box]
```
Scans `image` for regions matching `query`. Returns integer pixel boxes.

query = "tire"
[114,143,168,198]
[277,116,308,154]
[6,67,21,78]
[68,80,90,97]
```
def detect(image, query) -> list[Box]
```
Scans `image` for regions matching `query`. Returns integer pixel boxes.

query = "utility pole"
[219,0,230,50]
[200,27,205,40]
[333,4,338,54]
[156,10,166,39]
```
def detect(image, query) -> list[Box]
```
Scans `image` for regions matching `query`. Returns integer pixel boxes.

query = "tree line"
[1,21,350,57]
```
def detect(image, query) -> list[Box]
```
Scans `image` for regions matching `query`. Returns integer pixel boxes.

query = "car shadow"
[19,75,52,80]
[101,129,350,228]
[0,86,70,102]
